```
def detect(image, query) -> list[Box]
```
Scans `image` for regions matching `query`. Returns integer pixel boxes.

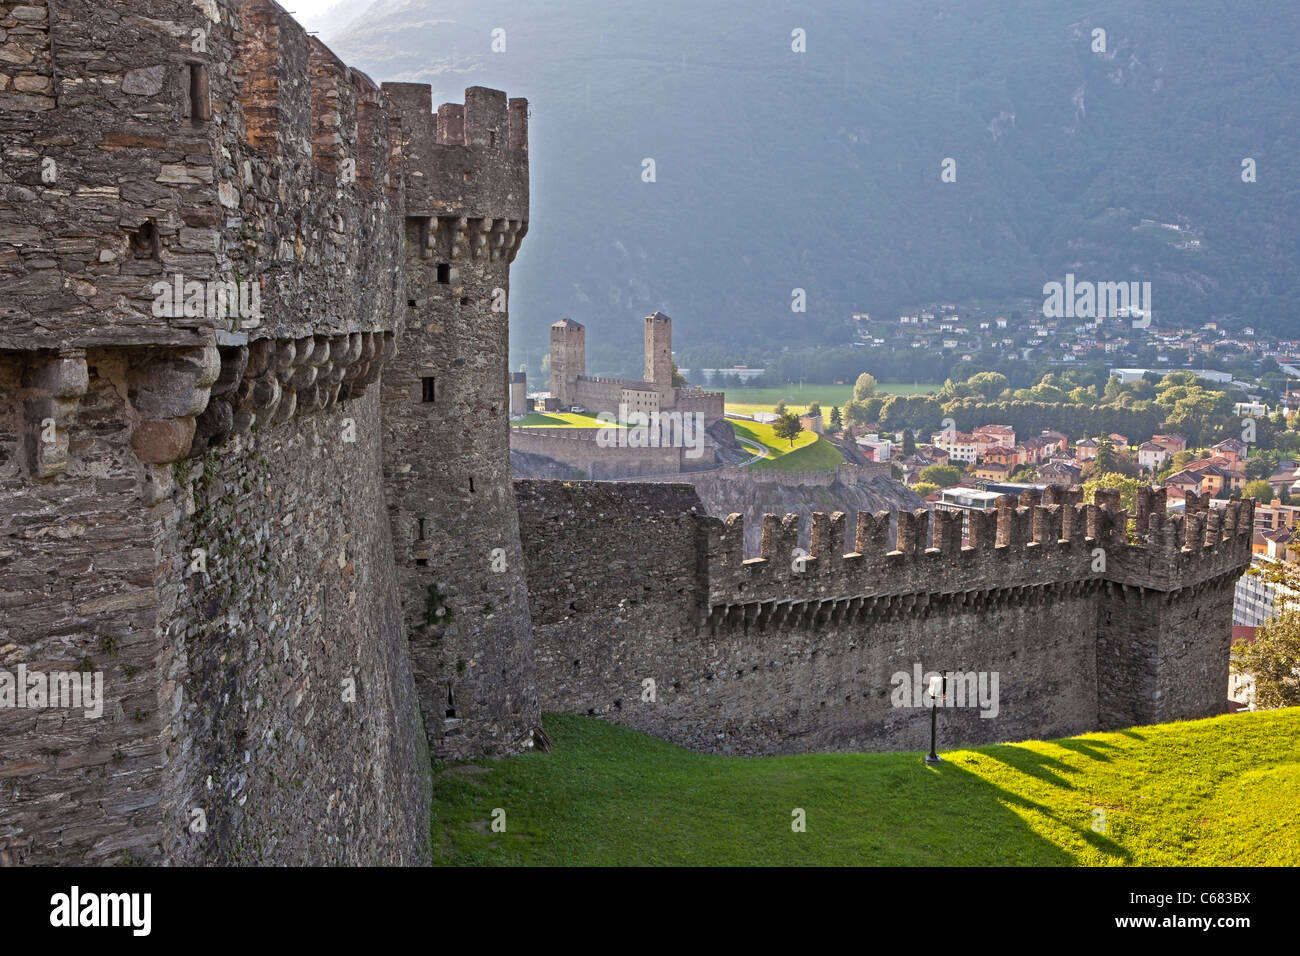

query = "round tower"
[380,83,535,760]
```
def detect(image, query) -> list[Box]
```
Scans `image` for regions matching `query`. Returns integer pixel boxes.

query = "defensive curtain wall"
[517,481,1252,755]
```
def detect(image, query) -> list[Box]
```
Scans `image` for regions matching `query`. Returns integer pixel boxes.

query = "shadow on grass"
[932,760,1131,864]
[976,743,1083,790]
[429,715,1134,865]
[1052,737,1123,762]
[1113,729,1147,741]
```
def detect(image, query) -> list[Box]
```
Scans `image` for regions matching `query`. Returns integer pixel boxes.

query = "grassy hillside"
[430,710,1300,866]
[728,418,824,463]
[750,434,846,472]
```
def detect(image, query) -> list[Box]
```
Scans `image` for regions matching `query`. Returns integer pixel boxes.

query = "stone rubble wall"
[515,479,1254,755]
[0,0,528,865]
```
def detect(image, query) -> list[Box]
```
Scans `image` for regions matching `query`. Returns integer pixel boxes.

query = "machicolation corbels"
[20,350,89,479]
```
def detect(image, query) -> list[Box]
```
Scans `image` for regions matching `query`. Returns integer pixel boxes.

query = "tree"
[1244,479,1275,502]
[1083,473,1143,514]
[967,371,1009,401]
[1233,605,1300,709]
[1009,464,1039,483]
[919,464,962,488]
[828,405,843,430]
[1245,449,1279,480]
[671,361,687,388]
[844,397,884,427]
[807,402,822,418]
[772,412,803,447]
[853,372,878,401]
[910,482,941,498]
[773,400,788,416]
[1094,437,1121,475]
[902,429,916,456]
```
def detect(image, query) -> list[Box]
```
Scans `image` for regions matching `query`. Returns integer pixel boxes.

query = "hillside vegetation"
[330,0,1300,375]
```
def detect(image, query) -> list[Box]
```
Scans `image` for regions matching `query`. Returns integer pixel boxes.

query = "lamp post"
[925,671,947,764]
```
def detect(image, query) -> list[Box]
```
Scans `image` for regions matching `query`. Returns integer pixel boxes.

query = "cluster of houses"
[872,423,1083,486]
[853,301,1300,373]
[861,422,1300,519]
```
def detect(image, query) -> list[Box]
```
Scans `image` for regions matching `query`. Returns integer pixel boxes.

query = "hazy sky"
[277,0,367,34]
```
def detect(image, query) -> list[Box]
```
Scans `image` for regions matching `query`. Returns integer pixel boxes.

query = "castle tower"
[549,318,585,408]
[380,83,537,759]
[644,311,673,397]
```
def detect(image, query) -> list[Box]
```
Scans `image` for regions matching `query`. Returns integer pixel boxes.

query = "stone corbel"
[230,338,279,434]
[189,344,250,457]
[270,338,311,425]
[127,346,220,465]
[22,349,89,479]
[341,332,376,398]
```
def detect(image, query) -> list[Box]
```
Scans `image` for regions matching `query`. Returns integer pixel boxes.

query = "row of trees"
[838,366,1298,453]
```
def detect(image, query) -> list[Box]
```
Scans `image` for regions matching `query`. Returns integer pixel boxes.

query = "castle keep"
[0,0,1253,866]
[548,312,725,423]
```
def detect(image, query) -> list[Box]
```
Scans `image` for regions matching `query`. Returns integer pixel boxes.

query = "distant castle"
[508,312,727,479]
[0,0,1253,868]
[548,312,725,423]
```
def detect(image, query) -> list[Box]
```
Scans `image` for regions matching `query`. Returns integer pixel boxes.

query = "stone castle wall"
[516,479,1254,755]
[509,426,698,478]
[671,387,725,421]
[0,0,531,863]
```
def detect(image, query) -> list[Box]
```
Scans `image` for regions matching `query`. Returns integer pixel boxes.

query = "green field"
[513,411,614,428]
[430,709,1300,866]
[724,382,939,417]
[751,433,846,471]
[733,418,811,460]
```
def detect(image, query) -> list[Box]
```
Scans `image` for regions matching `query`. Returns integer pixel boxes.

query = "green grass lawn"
[752,434,847,471]
[728,418,816,458]
[727,419,846,471]
[724,382,939,417]
[430,709,1300,866]
[513,411,615,428]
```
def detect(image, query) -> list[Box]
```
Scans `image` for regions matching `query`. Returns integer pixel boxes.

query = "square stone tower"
[379,82,536,761]
[549,317,585,408]
[644,310,673,400]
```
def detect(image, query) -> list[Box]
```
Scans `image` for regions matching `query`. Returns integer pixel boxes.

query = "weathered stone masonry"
[516,481,1253,755]
[0,0,532,864]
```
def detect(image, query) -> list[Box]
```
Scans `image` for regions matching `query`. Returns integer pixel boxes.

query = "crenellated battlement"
[704,489,1254,632]
[384,82,528,264]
